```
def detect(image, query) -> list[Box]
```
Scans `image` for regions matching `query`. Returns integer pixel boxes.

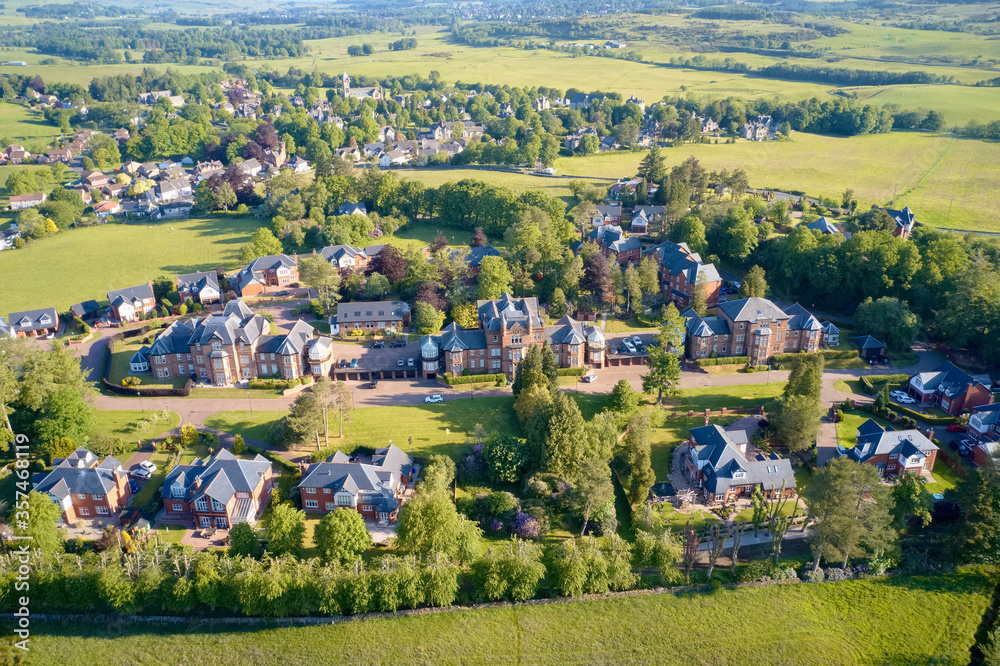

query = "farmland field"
[21,569,996,665]
[0,215,266,315]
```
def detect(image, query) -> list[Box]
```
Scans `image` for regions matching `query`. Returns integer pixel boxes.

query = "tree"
[396,490,482,562]
[483,433,527,484]
[581,252,611,303]
[365,272,391,299]
[371,245,408,284]
[891,472,933,531]
[623,263,643,313]
[803,457,895,570]
[784,354,824,402]
[608,379,638,414]
[179,423,198,448]
[642,305,684,404]
[952,468,1000,563]
[421,455,456,494]
[36,386,95,447]
[287,391,324,448]
[470,227,488,247]
[232,434,246,455]
[213,182,237,212]
[638,145,666,184]
[542,391,587,477]
[238,228,283,264]
[573,459,615,536]
[315,508,373,565]
[670,215,707,255]
[11,491,63,554]
[853,297,921,351]
[690,273,708,316]
[228,522,258,558]
[299,255,341,307]
[740,265,768,298]
[624,415,655,505]
[413,302,445,335]
[450,302,479,330]
[549,287,568,317]
[266,503,306,556]
[768,393,824,453]
[476,255,513,300]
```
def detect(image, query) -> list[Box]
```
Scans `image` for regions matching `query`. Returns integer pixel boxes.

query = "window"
[79,507,90,516]
[493,335,498,342]
[96,507,109,515]
[270,353,275,360]
[215,517,228,528]
[176,353,182,360]
[492,360,501,369]
[325,502,335,511]
[362,505,373,511]
[740,323,745,330]
[337,495,351,506]
[92,493,104,501]
[195,499,208,512]
[305,500,318,508]
[77,494,86,500]
[306,487,316,494]
[200,517,211,527]
[211,500,226,512]
[511,335,522,344]
[491,348,500,357]
[196,356,204,364]
[173,503,184,511]
[322,488,330,494]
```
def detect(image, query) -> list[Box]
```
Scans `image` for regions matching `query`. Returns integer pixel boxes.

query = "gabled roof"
[319,245,367,264]
[849,420,937,463]
[176,270,220,295]
[161,449,271,505]
[246,254,297,273]
[912,361,991,397]
[782,303,822,331]
[716,297,790,324]
[546,315,602,346]
[338,202,367,216]
[460,245,503,268]
[8,307,59,333]
[335,301,409,324]
[882,206,916,231]
[647,240,722,285]
[805,217,844,235]
[972,403,1000,426]
[299,445,413,513]
[821,320,840,335]
[684,312,730,337]
[107,283,154,308]
[37,449,125,499]
[689,425,796,495]
[477,294,543,332]
[851,335,885,350]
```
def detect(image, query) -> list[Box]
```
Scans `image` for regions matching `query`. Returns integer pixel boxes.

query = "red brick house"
[973,441,999,469]
[36,448,131,524]
[968,404,1000,444]
[585,224,642,265]
[907,362,993,416]
[847,419,937,478]
[232,254,299,297]
[684,424,796,504]
[161,449,273,529]
[332,300,410,334]
[298,445,413,523]
[685,298,822,363]
[7,307,59,338]
[646,240,722,309]
[107,282,156,322]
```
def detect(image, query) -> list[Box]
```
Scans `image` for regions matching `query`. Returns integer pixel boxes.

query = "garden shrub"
[824,567,851,581]
[696,356,750,367]
[803,567,825,583]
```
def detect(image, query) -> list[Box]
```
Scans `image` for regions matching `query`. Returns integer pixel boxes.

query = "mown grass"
[0,215,267,315]
[0,102,63,150]
[662,382,786,413]
[835,408,893,450]
[23,570,996,665]
[89,409,180,444]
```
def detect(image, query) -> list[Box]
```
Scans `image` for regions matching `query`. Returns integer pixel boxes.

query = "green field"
[22,570,996,665]
[0,215,266,315]
[0,102,63,150]
[89,409,180,444]
[663,382,786,413]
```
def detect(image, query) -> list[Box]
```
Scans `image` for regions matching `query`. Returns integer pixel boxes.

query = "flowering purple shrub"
[824,567,851,581]
[458,444,488,482]
[511,511,541,540]
[488,518,504,534]
[369,224,384,238]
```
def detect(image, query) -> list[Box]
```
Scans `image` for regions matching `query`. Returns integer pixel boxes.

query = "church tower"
[342,72,350,98]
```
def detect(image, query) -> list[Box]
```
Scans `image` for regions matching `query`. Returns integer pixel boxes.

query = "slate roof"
[717,297,790,324]
[805,217,845,235]
[851,335,885,350]
[972,403,1000,427]
[8,307,58,334]
[546,315,604,346]
[234,254,297,293]
[319,245,367,265]
[107,283,154,309]
[175,271,220,296]
[685,313,731,337]
[821,320,840,335]
[782,303,823,331]
[459,245,503,268]
[647,240,721,285]
[912,361,991,398]
[162,449,271,505]
[298,444,413,513]
[338,202,368,216]
[848,420,937,464]
[477,294,542,331]
[882,206,916,232]
[335,301,409,324]
[37,448,125,500]
[148,300,266,356]
[688,425,796,496]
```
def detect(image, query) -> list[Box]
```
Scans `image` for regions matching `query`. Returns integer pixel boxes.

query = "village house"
[81,170,110,190]
[685,297,822,362]
[234,158,262,178]
[175,271,221,305]
[847,419,938,478]
[70,300,102,323]
[232,254,299,297]
[418,295,606,380]
[318,245,370,270]
[585,224,642,265]
[806,216,850,238]
[107,282,156,323]
[162,450,273,529]
[646,240,722,310]
[454,245,503,276]
[47,148,72,163]
[298,445,414,523]
[338,202,367,217]
[881,206,917,239]
[684,424,796,504]
[194,160,224,182]
[968,403,1000,444]
[93,200,122,219]
[341,72,383,101]
[907,361,992,416]
[9,193,46,210]
[36,448,132,524]
[7,307,59,338]
[333,301,410,334]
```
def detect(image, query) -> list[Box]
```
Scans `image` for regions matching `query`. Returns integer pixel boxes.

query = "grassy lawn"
[155,524,188,544]
[89,409,180,445]
[701,364,745,376]
[0,102,63,152]
[888,351,921,368]
[602,316,661,334]
[733,499,801,523]
[663,382,785,413]
[26,570,995,664]
[203,411,283,444]
[308,320,331,334]
[836,409,893,450]
[925,460,963,495]
[833,378,868,396]
[0,215,267,315]
[824,357,868,370]
[107,338,178,390]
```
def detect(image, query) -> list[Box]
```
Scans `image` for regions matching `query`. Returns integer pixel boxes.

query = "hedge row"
[248,377,311,390]
[696,356,750,367]
[245,445,299,472]
[101,377,192,397]
[771,349,857,362]
[861,373,910,389]
[557,367,587,376]
[442,373,506,385]
[889,404,957,426]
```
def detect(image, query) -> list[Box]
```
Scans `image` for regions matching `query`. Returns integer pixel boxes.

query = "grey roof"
[274,320,314,355]
[422,322,488,354]
[8,307,58,333]
[147,301,266,356]
[246,254,297,272]
[782,303,823,331]
[335,301,409,324]
[458,245,503,268]
[972,403,1000,426]
[882,206,916,230]
[685,313,731,337]
[647,240,721,285]
[546,315,602,346]
[298,444,413,512]
[477,294,542,332]
[849,421,937,463]
[107,283,154,308]
[689,425,796,495]
[851,335,885,350]
[805,217,844,235]
[608,235,642,254]
[162,449,271,505]
[129,345,149,364]
[70,300,101,318]
[912,361,991,398]
[338,202,367,216]
[319,245,367,264]
[717,297,790,324]
[37,448,124,499]
[176,271,220,295]
[821,320,840,335]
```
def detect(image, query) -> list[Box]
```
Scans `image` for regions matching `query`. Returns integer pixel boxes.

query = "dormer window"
[733,470,745,479]
[39,315,51,325]
[213,342,222,350]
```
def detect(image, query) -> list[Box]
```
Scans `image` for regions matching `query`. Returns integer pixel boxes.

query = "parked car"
[139,460,157,474]
[275,290,290,297]
[370,340,385,349]
[958,439,975,457]
[397,357,404,367]
[407,357,415,367]
[132,467,153,480]
[895,395,916,405]
[370,379,378,389]
[350,358,359,368]
[581,373,597,383]
[889,390,908,400]
[339,359,347,368]
[622,339,636,353]
[947,424,967,433]
[635,341,646,354]
[632,335,642,346]
[425,394,444,404]
[390,340,407,348]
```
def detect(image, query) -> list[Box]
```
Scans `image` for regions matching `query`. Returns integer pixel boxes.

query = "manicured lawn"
[733,499,801,523]
[925,460,963,495]
[663,382,786,413]
[308,320,330,334]
[701,364,745,376]
[833,378,868,396]
[203,411,284,444]
[836,409,892,449]
[26,570,995,664]
[0,215,267,315]
[89,409,180,445]
[107,338,179,390]
[824,357,868,370]
[648,414,741,478]
[155,525,188,544]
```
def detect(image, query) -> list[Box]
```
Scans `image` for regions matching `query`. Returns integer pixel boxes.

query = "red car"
[947,424,966,433]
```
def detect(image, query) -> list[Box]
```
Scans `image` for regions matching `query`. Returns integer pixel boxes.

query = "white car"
[632,335,642,346]
[425,395,444,404]
[132,460,157,480]
[581,374,597,383]
[895,395,916,405]
[139,460,157,474]
[622,339,636,353]
[889,390,908,400]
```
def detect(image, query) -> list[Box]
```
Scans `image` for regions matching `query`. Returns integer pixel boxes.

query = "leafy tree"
[473,539,545,601]
[624,415,656,505]
[365,272,390,299]
[370,245,407,284]
[803,458,895,570]
[36,386,95,447]
[549,287,567,317]
[638,145,666,184]
[511,344,546,397]
[740,265,768,298]
[232,434,246,455]
[542,392,587,477]
[180,423,199,448]
[691,273,708,316]
[581,252,612,303]
[421,455,456,494]
[783,354,824,402]
[476,255,513,300]
[315,508,373,565]
[608,379,638,414]
[891,472,933,531]
[11,491,63,554]
[951,468,1000,563]
[396,490,483,563]
[670,215,707,255]
[853,297,921,351]
[213,182,237,212]
[238,228,283,264]
[413,302,445,334]
[483,433,527,484]
[573,459,615,536]
[642,306,684,404]
[470,226,488,247]
[287,391,324,448]
[768,393,824,453]
[227,522,258,558]
[449,302,479,330]
[266,503,305,556]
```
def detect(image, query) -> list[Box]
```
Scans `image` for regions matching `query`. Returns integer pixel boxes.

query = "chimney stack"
[194,475,202,491]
